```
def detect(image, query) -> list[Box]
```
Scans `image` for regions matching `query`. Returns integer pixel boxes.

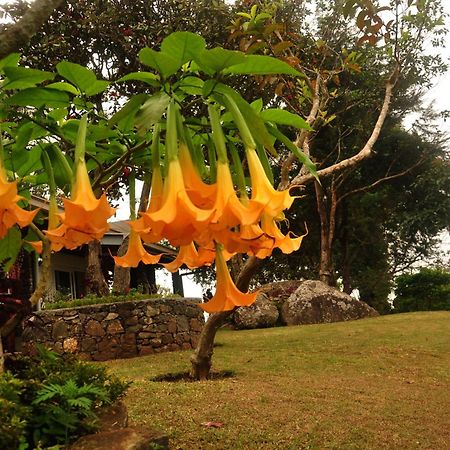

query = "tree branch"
[291,64,401,187]
[0,0,64,59]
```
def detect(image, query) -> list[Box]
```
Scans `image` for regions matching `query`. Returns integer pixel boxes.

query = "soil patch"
[151,370,235,382]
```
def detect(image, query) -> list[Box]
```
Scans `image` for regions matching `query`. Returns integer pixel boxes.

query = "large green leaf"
[3,67,55,89]
[261,109,313,131]
[0,226,22,272]
[108,93,148,128]
[139,48,180,79]
[160,31,206,67]
[7,88,69,108]
[56,61,109,96]
[46,82,80,95]
[116,72,160,86]
[0,53,20,72]
[223,55,302,76]
[195,47,246,73]
[134,92,170,133]
[14,145,43,177]
[176,76,204,95]
[213,83,277,155]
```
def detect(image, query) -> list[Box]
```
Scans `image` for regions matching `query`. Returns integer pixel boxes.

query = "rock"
[63,337,78,353]
[233,293,279,329]
[259,280,303,306]
[52,320,69,339]
[105,313,119,321]
[281,280,378,325]
[85,320,105,336]
[96,401,128,432]
[69,427,169,450]
[107,320,125,334]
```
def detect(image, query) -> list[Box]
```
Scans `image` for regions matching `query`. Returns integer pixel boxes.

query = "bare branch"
[291,64,401,187]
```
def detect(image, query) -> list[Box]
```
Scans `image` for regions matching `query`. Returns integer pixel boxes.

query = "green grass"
[104,312,450,449]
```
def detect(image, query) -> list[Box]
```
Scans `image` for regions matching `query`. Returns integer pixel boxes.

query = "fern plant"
[31,379,108,446]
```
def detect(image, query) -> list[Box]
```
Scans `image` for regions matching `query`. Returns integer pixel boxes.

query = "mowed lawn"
[104,312,450,449]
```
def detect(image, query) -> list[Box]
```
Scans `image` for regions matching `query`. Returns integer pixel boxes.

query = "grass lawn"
[104,311,450,449]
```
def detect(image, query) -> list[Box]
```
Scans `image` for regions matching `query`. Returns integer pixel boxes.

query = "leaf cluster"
[0,345,130,448]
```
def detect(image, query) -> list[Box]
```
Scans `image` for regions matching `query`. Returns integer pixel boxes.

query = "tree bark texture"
[112,236,130,294]
[85,240,109,296]
[190,257,262,380]
[0,0,64,59]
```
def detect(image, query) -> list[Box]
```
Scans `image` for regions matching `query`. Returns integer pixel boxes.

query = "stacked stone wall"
[22,297,204,361]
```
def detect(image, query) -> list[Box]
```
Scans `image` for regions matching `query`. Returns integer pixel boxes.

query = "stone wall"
[22,297,205,361]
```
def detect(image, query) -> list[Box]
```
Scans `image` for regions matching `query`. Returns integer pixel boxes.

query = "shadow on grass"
[150,370,235,382]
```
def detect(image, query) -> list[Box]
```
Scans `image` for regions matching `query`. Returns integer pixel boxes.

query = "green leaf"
[139,48,180,79]
[46,81,80,95]
[267,124,318,181]
[213,84,277,156]
[3,67,55,89]
[160,31,206,67]
[0,53,20,72]
[223,55,302,76]
[176,76,204,95]
[56,61,109,96]
[108,93,148,128]
[14,145,43,177]
[135,92,170,133]
[0,227,22,272]
[194,47,246,73]
[7,88,69,108]
[260,109,313,130]
[85,80,110,96]
[116,72,160,86]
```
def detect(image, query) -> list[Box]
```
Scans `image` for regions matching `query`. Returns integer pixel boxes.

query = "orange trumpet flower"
[247,148,295,218]
[130,166,165,243]
[179,143,217,209]
[209,162,264,230]
[114,229,162,268]
[258,212,306,258]
[46,160,115,249]
[146,158,214,246]
[162,241,215,272]
[0,166,38,238]
[199,245,258,313]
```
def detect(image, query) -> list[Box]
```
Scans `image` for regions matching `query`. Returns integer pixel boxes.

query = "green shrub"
[42,291,180,310]
[394,268,450,312]
[0,345,130,448]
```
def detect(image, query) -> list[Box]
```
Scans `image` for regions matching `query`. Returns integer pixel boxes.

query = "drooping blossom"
[199,245,258,313]
[114,229,162,267]
[0,163,38,238]
[46,159,115,249]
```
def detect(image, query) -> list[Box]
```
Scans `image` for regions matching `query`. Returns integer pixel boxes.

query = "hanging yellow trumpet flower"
[199,244,258,313]
[0,160,38,238]
[46,116,115,249]
[114,229,161,267]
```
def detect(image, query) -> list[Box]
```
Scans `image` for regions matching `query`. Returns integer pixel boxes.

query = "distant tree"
[394,268,450,312]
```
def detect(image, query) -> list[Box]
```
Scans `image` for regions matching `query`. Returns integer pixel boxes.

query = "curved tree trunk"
[190,256,262,380]
[85,240,109,296]
[112,236,130,294]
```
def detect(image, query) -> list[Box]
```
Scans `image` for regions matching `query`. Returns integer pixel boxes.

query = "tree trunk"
[112,237,130,294]
[0,0,64,59]
[190,256,262,380]
[315,181,334,285]
[85,240,109,296]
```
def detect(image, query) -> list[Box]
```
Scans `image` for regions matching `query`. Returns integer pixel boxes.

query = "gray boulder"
[281,280,378,325]
[233,293,279,329]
